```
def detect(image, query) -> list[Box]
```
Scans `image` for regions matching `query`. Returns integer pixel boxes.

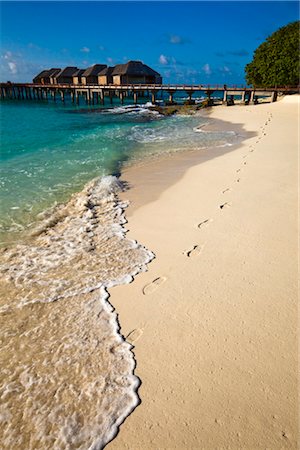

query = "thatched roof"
[48,68,61,77]
[33,68,61,82]
[82,64,107,77]
[73,69,85,77]
[34,70,51,79]
[56,67,79,78]
[98,66,114,76]
[112,61,160,77]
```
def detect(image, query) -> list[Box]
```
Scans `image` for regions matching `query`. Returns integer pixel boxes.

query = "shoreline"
[0,108,241,248]
[108,96,298,449]
[119,110,254,216]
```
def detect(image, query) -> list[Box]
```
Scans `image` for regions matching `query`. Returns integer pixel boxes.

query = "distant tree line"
[245,21,299,87]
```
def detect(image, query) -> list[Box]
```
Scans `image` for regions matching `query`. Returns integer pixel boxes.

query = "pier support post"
[90,90,94,105]
[60,90,65,102]
[151,91,156,104]
[241,91,246,104]
[271,91,277,102]
[109,90,114,105]
[223,90,227,104]
[168,91,174,104]
[185,90,193,104]
[250,90,255,104]
[100,89,104,105]
[133,91,138,104]
[120,91,124,104]
[205,90,214,106]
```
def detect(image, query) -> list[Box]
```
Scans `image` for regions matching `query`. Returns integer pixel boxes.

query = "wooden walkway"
[0,82,298,105]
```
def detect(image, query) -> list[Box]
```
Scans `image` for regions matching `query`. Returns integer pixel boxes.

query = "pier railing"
[0,82,299,105]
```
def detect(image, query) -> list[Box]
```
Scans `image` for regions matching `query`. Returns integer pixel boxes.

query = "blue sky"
[1,1,299,84]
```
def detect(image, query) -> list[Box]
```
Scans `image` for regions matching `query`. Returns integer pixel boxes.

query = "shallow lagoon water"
[0,100,236,244]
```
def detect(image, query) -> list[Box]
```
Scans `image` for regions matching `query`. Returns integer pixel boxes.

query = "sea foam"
[0,175,154,449]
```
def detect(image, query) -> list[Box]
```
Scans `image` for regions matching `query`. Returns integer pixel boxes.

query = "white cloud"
[168,34,189,45]
[202,63,212,76]
[3,51,12,60]
[219,65,232,75]
[1,50,44,81]
[80,47,90,53]
[159,54,169,65]
[8,62,17,74]
[107,57,114,64]
[170,35,182,44]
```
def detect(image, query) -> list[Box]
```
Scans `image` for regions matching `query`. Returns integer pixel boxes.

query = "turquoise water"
[0,99,236,244]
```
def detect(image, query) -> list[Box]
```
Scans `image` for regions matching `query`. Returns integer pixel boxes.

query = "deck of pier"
[0,83,298,105]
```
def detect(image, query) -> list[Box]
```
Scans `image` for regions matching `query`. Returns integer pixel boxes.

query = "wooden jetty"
[0,82,298,105]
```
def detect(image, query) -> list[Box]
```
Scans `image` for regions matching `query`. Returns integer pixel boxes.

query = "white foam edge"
[2,174,156,447]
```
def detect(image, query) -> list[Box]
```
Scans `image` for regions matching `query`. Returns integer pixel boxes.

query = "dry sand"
[108,96,298,449]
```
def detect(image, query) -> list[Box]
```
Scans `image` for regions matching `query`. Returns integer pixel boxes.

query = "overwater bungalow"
[73,69,85,85]
[81,64,107,85]
[33,68,61,84]
[53,67,79,84]
[112,61,162,85]
[98,66,114,85]
[32,61,162,86]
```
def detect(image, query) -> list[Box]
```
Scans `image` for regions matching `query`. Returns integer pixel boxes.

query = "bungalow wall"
[98,75,113,85]
[73,76,82,85]
[81,76,99,85]
[56,76,74,84]
[112,75,121,85]
[113,75,162,85]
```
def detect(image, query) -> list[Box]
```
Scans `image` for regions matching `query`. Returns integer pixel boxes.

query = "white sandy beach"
[108,96,298,449]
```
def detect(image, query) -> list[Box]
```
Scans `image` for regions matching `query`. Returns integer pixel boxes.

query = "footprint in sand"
[236,168,241,173]
[236,178,241,183]
[126,328,144,344]
[143,276,166,295]
[197,218,212,229]
[219,202,231,209]
[222,188,232,194]
[184,245,203,258]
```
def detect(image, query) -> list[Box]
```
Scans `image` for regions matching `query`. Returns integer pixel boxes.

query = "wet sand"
[108,96,298,449]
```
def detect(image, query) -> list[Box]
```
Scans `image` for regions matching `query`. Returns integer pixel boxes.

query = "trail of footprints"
[140,112,273,297]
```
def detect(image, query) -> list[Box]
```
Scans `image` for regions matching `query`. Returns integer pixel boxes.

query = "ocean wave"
[102,104,161,117]
[0,175,154,449]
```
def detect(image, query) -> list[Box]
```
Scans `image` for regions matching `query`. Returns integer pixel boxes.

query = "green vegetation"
[245,21,299,87]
